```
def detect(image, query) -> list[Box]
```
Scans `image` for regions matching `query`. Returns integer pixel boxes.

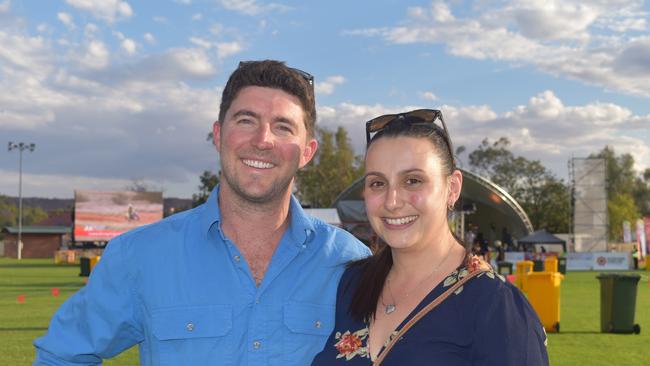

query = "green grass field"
[1,258,648,365]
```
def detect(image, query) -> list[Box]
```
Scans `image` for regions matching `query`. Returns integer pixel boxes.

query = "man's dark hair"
[218,60,316,138]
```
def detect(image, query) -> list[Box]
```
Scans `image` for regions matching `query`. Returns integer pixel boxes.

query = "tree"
[608,193,640,241]
[0,195,49,228]
[296,126,363,207]
[590,146,650,238]
[468,137,570,232]
[192,170,219,207]
[0,195,17,228]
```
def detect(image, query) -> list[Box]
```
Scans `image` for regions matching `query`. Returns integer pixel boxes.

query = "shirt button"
[186,323,194,332]
[253,341,261,349]
[315,320,321,328]
[234,255,241,262]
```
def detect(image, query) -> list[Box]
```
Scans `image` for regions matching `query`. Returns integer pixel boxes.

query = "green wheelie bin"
[596,274,641,334]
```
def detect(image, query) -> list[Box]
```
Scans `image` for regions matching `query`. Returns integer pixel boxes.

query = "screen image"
[74,190,163,242]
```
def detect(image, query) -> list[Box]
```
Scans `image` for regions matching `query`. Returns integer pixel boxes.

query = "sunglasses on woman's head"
[238,61,314,87]
[365,109,455,168]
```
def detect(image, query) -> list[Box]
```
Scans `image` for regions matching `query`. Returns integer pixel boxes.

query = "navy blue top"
[311,262,549,366]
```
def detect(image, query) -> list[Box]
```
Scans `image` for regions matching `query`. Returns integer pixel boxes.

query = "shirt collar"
[200,185,222,238]
[201,185,316,247]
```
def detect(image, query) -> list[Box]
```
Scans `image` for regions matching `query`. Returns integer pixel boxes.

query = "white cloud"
[85,23,98,35]
[121,38,136,54]
[36,23,49,33]
[166,48,215,77]
[348,0,650,97]
[79,40,110,70]
[187,38,243,60]
[218,0,291,16]
[153,16,168,24]
[210,23,224,35]
[0,32,222,198]
[216,41,243,60]
[143,32,155,44]
[315,75,346,95]
[57,12,76,30]
[113,31,136,54]
[316,91,650,178]
[192,13,202,21]
[419,91,438,101]
[66,0,133,23]
[0,0,9,14]
[189,36,212,49]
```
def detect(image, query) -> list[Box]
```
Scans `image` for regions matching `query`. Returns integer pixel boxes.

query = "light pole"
[8,142,35,260]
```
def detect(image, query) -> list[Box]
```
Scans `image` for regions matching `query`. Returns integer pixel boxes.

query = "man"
[34,60,370,365]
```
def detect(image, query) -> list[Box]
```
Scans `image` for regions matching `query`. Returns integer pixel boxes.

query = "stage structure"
[569,158,607,252]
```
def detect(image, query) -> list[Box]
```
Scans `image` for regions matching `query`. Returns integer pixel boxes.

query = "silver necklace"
[382,244,455,315]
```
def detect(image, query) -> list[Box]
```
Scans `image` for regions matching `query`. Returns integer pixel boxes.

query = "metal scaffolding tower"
[569,158,608,252]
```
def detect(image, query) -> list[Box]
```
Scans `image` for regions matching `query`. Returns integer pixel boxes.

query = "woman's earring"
[448,202,454,211]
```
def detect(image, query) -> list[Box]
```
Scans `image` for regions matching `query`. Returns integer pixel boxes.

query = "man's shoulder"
[110,205,201,249]
[307,218,370,259]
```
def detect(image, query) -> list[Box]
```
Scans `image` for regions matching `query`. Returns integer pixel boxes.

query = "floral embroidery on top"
[442,254,503,295]
[334,328,369,360]
[333,327,400,361]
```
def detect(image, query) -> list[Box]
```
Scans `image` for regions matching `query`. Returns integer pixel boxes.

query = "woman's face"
[364,135,461,252]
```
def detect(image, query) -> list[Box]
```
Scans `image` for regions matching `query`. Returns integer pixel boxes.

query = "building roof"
[2,226,71,235]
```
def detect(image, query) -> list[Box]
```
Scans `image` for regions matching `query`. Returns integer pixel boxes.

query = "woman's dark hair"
[348,117,460,322]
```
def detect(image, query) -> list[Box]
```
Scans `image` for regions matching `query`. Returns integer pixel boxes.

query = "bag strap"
[372,268,487,366]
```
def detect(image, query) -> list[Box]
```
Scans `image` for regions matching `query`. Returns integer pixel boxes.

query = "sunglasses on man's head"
[365,109,455,167]
[238,61,314,87]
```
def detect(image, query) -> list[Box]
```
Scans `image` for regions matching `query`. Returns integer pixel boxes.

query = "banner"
[637,219,646,258]
[74,190,163,242]
[623,220,632,243]
[566,252,630,271]
[645,217,650,258]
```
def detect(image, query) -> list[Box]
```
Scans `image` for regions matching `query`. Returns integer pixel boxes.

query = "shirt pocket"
[151,304,233,366]
[282,302,334,364]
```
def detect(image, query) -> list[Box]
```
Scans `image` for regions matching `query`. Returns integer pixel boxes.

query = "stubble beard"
[221,158,299,206]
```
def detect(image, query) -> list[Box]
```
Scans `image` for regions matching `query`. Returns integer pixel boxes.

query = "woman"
[312,109,549,365]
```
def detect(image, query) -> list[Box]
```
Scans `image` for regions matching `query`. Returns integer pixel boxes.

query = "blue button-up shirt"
[34,187,370,365]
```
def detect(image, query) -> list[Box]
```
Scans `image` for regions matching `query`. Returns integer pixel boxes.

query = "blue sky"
[1,0,649,199]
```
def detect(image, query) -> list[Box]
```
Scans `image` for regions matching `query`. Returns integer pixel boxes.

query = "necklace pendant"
[385,304,396,314]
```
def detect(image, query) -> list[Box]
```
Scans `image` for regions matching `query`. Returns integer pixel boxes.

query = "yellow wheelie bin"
[515,260,534,293]
[527,272,564,332]
[89,255,101,272]
[544,256,558,273]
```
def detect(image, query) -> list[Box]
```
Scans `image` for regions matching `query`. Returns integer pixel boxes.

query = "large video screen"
[74,190,163,242]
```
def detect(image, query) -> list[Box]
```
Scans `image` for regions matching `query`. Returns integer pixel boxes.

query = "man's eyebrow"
[231,109,260,120]
[231,110,298,127]
[274,116,298,127]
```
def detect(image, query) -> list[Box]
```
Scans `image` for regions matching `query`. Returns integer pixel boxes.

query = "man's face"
[214,86,317,204]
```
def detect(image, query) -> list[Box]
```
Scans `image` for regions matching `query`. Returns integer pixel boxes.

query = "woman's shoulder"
[442,255,521,305]
[339,259,368,291]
